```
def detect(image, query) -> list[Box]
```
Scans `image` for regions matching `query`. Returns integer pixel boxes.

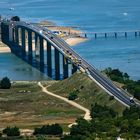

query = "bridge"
[38,24,140,38]
[0,19,139,107]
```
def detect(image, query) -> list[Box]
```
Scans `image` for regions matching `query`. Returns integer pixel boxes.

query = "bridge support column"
[15,28,19,45]
[35,34,39,57]
[63,56,69,79]
[105,33,107,38]
[72,64,77,74]
[21,28,26,57]
[135,32,137,37]
[114,32,117,38]
[95,33,97,39]
[12,28,15,43]
[47,41,52,77]
[54,48,60,80]
[28,30,32,61]
[1,23,9,44]
[39,36,44,66]
[125,32,127,38]
[9,24,13,42]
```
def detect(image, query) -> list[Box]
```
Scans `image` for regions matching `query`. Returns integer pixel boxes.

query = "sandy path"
[38,82,91,122]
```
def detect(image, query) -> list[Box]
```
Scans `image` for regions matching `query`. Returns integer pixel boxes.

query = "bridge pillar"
[21,28,26,57]
[63,56,69,79]
[47,41,52,77]
[125,32,127,38]
[35,34,39,57]
[105,33,107,38]
[15,28,19,45]
[72,64,77,74]
[135,32,137,37]
[12,28,15,43]
[28,30,32,61]
[95,33,97,39]
[9,24,13,42]
[39,36,44,66]
[114,32,117,38]
[1,22,9,44]
[54,48,60,80]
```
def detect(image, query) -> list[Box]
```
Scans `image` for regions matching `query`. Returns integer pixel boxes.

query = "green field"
[0,71,127,140]
[0,81,83,129]
[48,72,126,115]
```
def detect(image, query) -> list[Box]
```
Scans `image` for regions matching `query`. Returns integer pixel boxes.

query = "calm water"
[0,0,140,80]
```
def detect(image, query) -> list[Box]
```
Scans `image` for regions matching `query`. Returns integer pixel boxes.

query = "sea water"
[0,0,140,80]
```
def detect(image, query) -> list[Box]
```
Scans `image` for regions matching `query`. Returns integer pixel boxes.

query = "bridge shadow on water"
[8,42,64,80]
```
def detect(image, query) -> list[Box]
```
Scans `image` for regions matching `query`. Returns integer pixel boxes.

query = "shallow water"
[0,0,140,80]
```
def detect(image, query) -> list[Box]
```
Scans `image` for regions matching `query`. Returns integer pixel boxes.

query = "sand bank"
[65,37,88,46]
[0,20,88,53]
[0,42,10,53]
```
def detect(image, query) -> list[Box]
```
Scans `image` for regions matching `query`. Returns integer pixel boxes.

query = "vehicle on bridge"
[129,97,134,103]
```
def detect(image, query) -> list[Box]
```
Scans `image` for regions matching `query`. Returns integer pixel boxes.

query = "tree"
[0,77,11,89]
[68,91,78,100]
[61,135,86,140]
[90,103,117,119]
[33,124,63,136]
[123,73,129,80]
[11,16,20,21]
[70,118,90,136]
[3,126,20,137]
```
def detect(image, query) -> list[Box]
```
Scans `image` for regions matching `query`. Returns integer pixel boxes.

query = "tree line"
[62,104,140,140]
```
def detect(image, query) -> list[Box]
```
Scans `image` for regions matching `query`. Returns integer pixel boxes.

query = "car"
[66,50,69,53]
[78,59,82,64]
[50,36,53,39]
[47,31,51,34]
[85,67,90,75]
[39,30,43,34]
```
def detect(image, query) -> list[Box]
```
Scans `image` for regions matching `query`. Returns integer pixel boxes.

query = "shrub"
[3,126,20,136]
[109,96,114,101]
[11,16,20,21]
[33,124,63,136]
[68,91,78,100]
[0,77,11,89]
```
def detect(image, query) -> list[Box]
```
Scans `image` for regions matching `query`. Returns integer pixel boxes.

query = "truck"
[129,97,134,103]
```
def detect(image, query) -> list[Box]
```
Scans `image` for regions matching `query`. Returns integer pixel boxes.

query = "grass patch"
[0,81,83,129]
[48,72,126,115]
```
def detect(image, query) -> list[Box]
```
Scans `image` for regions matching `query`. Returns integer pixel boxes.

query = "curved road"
[38,82,91,121]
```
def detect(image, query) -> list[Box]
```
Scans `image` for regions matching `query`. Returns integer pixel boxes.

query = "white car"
[129,97,134,103]
[39,30,43,34]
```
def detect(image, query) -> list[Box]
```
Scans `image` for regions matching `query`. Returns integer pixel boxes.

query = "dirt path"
[38,82,91,122]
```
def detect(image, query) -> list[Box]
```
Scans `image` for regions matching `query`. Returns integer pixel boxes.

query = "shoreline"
[39,20,88,46]
[0,42,11,53]
[0,20,88,53]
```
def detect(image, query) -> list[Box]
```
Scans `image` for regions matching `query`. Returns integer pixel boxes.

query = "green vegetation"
[3,126,20,137]
[48,72,126,115]
[11,16,20,21]
[103,67,129,83]
[61,104,140,139]
[68,90,78,100]
[0,77,11,89]
[33,124,63,136]
[103,67,140,100]
[0,81,82,129]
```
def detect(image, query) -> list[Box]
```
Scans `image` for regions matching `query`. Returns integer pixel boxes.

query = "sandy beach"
[0,20,88,53]
[65,37,88,46]
[0,42,11,53]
